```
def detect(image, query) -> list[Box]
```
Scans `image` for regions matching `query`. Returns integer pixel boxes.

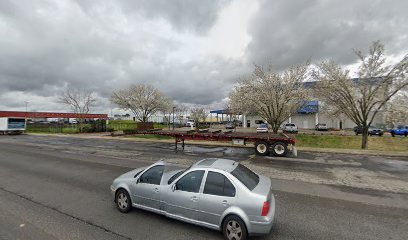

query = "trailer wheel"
[271,142,288,157]
[255,141,269,156]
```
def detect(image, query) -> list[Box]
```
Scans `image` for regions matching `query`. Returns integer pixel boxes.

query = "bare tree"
[384,91,408,127]
[314,41,408,149]
[190,106,208,128]
[229,62,311,133]
[59,88,97,124]
[160,100,174,128]
[111,84,172,122]
[175,104,188,124]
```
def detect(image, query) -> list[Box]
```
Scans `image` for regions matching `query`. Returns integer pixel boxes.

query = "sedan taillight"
[261,201,270,216]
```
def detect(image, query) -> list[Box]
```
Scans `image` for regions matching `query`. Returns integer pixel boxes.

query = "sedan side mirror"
[136,178,140,184]
[171,184,176,192]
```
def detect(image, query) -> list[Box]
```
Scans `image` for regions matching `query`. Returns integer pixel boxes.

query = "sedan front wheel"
[116,189,132,213]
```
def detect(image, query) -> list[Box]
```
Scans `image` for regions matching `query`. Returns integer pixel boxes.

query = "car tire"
[255,141,269,156]
[391,132,395,137]
[405,133,408,137]
[271,142,288,157]
[115,189,132,213]
[222,215,248,240]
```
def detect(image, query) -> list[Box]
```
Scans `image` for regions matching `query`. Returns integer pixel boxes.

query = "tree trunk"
[361,126,369,149]
[272,124,279,133]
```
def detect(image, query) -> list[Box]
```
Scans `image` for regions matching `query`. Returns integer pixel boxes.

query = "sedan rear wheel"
[223,215,247,240]
[116,189,131,213]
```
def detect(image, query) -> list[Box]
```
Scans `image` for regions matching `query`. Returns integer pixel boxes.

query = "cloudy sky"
[0,0,407,114]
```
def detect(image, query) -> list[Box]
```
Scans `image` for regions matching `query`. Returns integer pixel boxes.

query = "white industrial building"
[243,100,386,130]
[242,79,388,130]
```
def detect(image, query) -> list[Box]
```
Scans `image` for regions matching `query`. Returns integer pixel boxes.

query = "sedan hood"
[116,167,146,180]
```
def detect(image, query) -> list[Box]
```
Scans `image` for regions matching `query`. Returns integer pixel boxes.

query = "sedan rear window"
[231,164,259,190]
[204,172,236,197]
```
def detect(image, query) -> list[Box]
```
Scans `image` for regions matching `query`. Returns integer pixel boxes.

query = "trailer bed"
[128,129,297,157]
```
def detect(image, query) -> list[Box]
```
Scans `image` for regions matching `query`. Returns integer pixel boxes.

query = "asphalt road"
[0,135,407,240]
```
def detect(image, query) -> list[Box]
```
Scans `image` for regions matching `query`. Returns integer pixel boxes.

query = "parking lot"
[0,134,407,239]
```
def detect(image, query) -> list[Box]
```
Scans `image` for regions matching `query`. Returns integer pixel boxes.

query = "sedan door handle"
[222,200,229,206]
[191,196,198,202]
[153,187,159,193]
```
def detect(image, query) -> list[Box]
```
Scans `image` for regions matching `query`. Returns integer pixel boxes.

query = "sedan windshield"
[231,164,259,190]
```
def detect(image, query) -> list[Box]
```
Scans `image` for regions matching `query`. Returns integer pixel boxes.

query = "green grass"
[107,120,137,131]
[26,125,78,133]
[295,134,408,151]
[107,120,167,131]
[128,134,173,140]
[154,123,167,129]
[108,120,135,123]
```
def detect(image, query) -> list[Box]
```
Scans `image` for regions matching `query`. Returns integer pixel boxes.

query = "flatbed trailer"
[130,129,297,157]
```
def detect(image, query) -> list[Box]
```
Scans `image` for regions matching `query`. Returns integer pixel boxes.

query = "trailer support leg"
[182,139,185,150]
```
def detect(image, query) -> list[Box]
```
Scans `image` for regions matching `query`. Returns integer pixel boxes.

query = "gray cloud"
[74,0,230,34]
[246,0,408,69]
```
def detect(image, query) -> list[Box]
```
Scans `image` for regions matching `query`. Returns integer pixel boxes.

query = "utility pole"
[24,101,29,131]
[172,106,176,130]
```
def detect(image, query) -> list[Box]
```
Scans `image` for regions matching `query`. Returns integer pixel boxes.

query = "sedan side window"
[175,170,204,193]
[204,172,236,197]
[139,165,165,185]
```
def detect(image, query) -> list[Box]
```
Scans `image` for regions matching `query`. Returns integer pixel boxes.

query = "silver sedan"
[110,158,276,240]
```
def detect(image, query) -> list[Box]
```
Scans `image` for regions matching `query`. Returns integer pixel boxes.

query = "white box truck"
[0,117,26,135]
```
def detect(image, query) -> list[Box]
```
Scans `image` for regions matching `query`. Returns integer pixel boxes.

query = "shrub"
[123,129,139,135]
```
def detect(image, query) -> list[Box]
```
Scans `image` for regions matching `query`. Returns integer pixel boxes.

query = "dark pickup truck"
[353,126,384,136]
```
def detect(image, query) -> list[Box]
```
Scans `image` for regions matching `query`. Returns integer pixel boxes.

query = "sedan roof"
[192,158,238,172]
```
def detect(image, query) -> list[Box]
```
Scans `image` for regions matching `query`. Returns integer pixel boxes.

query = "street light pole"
[172,107,176,130]
[24,101,29,130]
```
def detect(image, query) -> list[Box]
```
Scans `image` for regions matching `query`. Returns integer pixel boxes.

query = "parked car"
[69,119,78,124]
[111,159,276,240]
[315,123,328,131]
[282,123,298,134]
[186,120,195,127]
[368,128,384,136]
[353,126,384,136]
[353,126,362,135]
[233,120,243,127]
[389,126,408,137]
[256,123,269,133]
[225,122,236,129]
